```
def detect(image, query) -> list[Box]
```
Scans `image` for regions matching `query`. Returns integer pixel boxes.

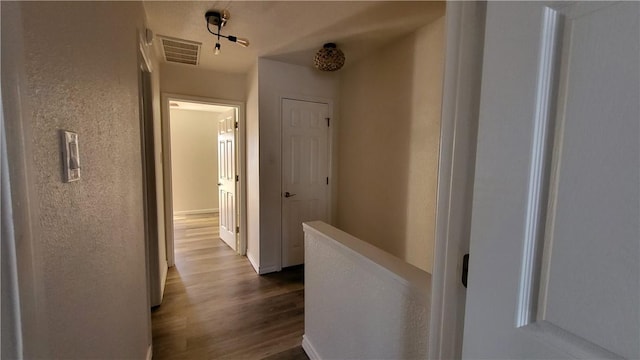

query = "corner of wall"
[334,16,445,273]
[245,61,261,271]
[255,58,341,273]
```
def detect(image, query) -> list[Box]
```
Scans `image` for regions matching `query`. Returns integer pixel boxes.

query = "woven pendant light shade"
[313,43,345,71]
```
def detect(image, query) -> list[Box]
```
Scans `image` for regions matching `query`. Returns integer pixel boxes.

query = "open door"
[217,108,237,251]
[463,2,639,358]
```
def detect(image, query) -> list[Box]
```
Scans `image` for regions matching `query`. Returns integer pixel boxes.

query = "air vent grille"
[159,36,201,66]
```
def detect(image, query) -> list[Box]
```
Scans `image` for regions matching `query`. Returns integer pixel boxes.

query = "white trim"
[138,29,153,73]
[173,208,219,217]
[247,251,260,274]
[139,43,153,73]
[161,94,175,267]
[146,344,152,360]
[161,93,248,266]
[1,71,24,359]
[302,335,321,360]
[236,100,248,257]
[258,264,280,275]
[429,2,486,360]
[159,258,168,303]
[516,6,561,327]
[138,45,164,308]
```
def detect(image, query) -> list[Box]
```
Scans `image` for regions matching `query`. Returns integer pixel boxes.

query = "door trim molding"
[429,2,486,359]
[161,93,248,266]
[138,49,162,308]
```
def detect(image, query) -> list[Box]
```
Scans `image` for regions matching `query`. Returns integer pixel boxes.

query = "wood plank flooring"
[152,213,308,360]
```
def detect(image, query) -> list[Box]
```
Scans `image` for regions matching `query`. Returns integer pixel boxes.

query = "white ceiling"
[143,1,445,74]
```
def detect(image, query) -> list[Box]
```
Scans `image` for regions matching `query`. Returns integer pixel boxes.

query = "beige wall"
[256,58,340,273]
[169,109,220,214]
[2,1,150,357]
[245,64,261,270]
[160,62,246,102]
[337,16,445,273]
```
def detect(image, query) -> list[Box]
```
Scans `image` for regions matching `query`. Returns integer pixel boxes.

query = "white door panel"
[218,109,237,250]
[463,2,639,359]
[282,99,329,267]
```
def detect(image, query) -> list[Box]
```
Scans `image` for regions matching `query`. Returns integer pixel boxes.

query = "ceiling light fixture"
[314,43,345,71]
[205,10,250,55]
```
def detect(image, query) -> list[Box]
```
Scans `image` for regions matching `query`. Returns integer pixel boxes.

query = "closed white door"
[282,99,330,267]
[462,2,639,359]
[217,109,237,251]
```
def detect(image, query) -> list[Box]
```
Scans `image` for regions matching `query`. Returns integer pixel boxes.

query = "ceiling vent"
[159,35,201,66]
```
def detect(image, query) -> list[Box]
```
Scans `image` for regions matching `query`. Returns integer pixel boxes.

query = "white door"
[217,109,237,251]
[282,99,330,267]
[462,2,639,359]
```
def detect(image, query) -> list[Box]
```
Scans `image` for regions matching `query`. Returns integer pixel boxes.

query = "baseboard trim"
[258,264,279,275]
[246,253,279,275]
[159,258,168,302]
[146,344,152,360]
[302,335,321,360]
[247,252,260,274]
[173,208,218,217]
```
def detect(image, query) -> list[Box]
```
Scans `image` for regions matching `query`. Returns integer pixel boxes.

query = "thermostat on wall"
[60,130,81,182]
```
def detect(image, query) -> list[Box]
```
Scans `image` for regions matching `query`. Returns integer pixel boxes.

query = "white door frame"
[278,95,334,270]
[161,93,247,266]
[429,2,486,359]
[138,42,163,310]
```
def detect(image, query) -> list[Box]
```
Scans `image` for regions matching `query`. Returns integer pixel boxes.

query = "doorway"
[161,94,247,267]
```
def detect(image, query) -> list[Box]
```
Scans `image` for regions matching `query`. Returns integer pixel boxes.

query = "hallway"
[151,214,308,359]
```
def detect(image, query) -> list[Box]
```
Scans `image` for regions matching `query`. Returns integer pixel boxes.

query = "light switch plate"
[60,130,80,182]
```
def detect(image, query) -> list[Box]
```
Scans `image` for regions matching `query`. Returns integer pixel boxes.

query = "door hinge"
[236,175,239,182]
[462,253,470,288]
[326,177,329,185]
[236,226,240,234]
[235,121,238,129]
[326,117,330,127]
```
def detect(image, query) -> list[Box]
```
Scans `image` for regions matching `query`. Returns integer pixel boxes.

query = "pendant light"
[205,10,250,55]
[313,43,345,71]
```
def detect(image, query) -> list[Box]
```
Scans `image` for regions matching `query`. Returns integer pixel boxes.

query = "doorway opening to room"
[161,94,247,268]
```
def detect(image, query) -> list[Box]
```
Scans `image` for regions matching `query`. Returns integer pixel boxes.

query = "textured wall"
[160,62,246,102]
[10,2,150,357]
[169,108,220,213]
[303,222,431,359]
[337,15,445,273]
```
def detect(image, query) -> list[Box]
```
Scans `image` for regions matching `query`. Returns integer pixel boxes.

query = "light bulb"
[214,43,221,55]
[235,38,250,48]
[227,35,250,47]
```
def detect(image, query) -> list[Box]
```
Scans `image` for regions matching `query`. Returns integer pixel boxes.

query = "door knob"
[218,183,223,186]
[284,192,297,198]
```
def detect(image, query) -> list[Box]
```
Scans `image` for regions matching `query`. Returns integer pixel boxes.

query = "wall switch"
[60,130,81,182]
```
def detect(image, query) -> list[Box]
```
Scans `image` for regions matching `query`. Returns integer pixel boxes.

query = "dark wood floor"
[152,213,308,360]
